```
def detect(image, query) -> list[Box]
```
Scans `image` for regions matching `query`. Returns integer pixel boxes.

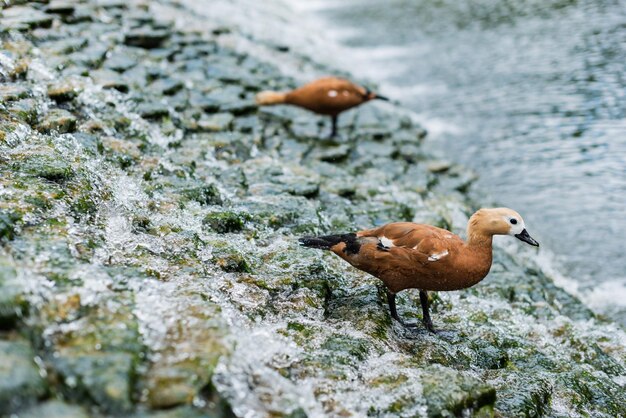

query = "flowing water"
[288,0,626,324]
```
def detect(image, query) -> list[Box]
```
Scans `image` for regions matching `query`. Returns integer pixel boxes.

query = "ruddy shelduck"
[299,208,539,332]
[256,77,389,137]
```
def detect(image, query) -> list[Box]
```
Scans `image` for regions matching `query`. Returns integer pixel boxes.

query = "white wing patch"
[379,236,394,248]
[328,90,338,97]
[428,250,449,262]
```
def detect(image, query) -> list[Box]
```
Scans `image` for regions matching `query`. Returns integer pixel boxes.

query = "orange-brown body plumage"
[300,208,539,331]
[256,77,388,137]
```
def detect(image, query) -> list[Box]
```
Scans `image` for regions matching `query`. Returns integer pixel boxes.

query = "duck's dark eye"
[510,219,518,225]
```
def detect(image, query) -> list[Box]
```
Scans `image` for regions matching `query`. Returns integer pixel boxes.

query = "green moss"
[421,366,496,417]
[210,243,252,273]
[321,335,371,362]
[18,154,74,182]
[0,211,21,242]
[0,338,47,415]
[0,261,28,329]
[182,184,223,206]
[203,211,246,233]
[69,194,98,219]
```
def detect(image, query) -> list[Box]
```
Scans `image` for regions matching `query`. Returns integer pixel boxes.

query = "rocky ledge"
[0,0,624,417]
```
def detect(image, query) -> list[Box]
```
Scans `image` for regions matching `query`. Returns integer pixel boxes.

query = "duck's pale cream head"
[468,208,539,246]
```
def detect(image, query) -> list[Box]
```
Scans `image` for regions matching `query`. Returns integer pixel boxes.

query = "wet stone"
[68,43,107,68]
[421,365,496,416]
[95,0,127,10]
[135,101,170,119]
[181,183,223,206]
[104,51,139,72]
[0,338,47,415]
[45,1,76,15]
[0,6,54,30]
[8,99,39,125]
[0,84,30,103]
[38,109,77,133]
[52,352,134,414]
[124,27,170,49]
[18,400,89,418]
[90,69,129,92]
[47,79,82,102]
[0,259,27,328]
[40,37,88,55]
[203,211,246,234]
[18,155,74,184]
[427,160,453,174]
[197,112,234,132]
[149,77,184,96]
[311,144,352,163]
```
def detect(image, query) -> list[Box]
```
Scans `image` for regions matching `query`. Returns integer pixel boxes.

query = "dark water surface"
[293,0,626,321]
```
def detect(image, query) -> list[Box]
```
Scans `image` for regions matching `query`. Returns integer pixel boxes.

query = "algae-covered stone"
[0,211,21,242]
[38,109,77,133]
[8,99,39,125]
[52,352,135,414]
[144,298,229,409]
[0,338,47,415]
[203,211,246,234]
[45,1,77,16]
[208,241,252,273]
[0,84,30,103]
[136,101,170,119]
[47,80,82,102]
[18,154,74,181]
[46,297,142,414]
[0,259,27,328]
[421,365,496,417]
[0,6,54,30]
[150,77,184,96]
[197,112,234,132]
[182,183,223,206]
[18,399,89,418]
[124,27,170,49]
[90,69,129,92]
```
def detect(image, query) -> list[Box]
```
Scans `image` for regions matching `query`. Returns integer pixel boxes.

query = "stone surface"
[37,109,77,133]
[18,400,90,418]
[0,339,46,415]
[124,27,170,49]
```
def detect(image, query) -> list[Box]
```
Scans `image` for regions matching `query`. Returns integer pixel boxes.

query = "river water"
[286,0,626,324]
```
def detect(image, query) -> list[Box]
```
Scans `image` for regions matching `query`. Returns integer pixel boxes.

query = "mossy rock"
[17,154,74,182]
[37,109,77,133]
[144,298,229,409]
[52,352,135,414]
[182,183,223,206]
[421,365,496,417]
[47,80,82,102]
[0,338,47,415]
[203,211,247,233]
[0,210,21,242]
[211,245,251,273]
[0,260,28,329]
[321,335,371,363]
[17,399,90,418]
[8,98,39,125]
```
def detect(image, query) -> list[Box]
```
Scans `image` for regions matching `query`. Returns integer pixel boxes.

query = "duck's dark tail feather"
[299,233,360,254]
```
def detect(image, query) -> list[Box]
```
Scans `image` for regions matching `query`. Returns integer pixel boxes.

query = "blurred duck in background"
[256,76,389,138]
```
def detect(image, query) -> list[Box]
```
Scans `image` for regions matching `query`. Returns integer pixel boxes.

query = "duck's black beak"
[515,229,539,247]
[374,94,390,101]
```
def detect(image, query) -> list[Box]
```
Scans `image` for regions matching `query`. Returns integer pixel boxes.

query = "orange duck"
[256,77,389,137]
[300,208,539,332]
